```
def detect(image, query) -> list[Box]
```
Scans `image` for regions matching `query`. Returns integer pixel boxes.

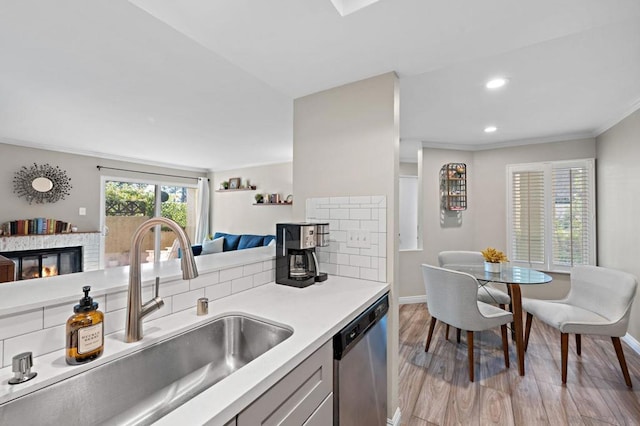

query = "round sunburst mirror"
[13,163,72,204]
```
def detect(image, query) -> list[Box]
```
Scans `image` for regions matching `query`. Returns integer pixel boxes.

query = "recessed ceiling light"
[485,78,508,89]
[484,126,497,133]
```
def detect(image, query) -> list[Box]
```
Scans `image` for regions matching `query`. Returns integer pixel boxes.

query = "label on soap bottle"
[78,323,103,354]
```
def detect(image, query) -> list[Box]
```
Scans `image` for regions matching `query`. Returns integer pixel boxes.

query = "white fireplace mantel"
[0,232,101,272]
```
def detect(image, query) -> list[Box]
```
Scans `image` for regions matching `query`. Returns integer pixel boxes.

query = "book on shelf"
[1,218,74,236]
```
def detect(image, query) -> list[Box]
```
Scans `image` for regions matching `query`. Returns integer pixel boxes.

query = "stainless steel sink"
[0,315,292,425]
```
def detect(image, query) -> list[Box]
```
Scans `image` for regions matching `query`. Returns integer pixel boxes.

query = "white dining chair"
[422,264,513,381]
[438,251,511,307]
[522,265,638,386]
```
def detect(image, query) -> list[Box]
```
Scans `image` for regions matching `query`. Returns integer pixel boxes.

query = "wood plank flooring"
[398,303,640,425]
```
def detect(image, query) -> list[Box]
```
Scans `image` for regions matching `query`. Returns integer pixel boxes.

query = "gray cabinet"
[237,341,332,425]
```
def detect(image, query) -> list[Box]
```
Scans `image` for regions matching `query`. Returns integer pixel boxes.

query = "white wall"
[399,138,597,299]
[292,72,400,421]
[212,162,293,236]
[0,141,204,232]
[597,108,640,341]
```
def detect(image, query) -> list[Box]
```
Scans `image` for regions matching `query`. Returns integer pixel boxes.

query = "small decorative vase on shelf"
[484,261,501,274]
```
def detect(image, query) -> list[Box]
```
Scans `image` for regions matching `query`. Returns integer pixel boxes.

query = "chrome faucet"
[125,217,198,343]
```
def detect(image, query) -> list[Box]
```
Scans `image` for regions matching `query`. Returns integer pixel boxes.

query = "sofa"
[190,232,276,256]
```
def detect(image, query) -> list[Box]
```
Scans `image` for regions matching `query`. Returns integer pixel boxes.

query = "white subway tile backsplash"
[220,266,244,282]
[330,209,349,220]
[44,296,106,328]
[263,260,275,271]
[190,271,220,290]
[106,291,128,312]
[316,209,331,220]
[360,268,379,282]
[338,243,360,255]
[350,255,371,268]
[205,281,232,301]
[307,194,388,283]
[339,220,359,230]
[0,309,43,340]
[371,196,386,207]
[243,262,262,276]
[360,220,378,231]
[330,197,349,204]
[231,276,253,293]
[350,196,371,204]
[173,289,205,313]
[359,245,379,257]
[378,209,387,231]
[332,230,347,243]
[378,233,387,257]
[350,209,371,220]
[253,270,274,287]
[324,263,338,275]
[338,265,359,278]
[104,309,126,335]
[157,279,190,298]
[0,341,3,368]
[3,325,66,367]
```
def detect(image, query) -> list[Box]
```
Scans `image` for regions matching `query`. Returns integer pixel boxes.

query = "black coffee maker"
[276,223,327,288]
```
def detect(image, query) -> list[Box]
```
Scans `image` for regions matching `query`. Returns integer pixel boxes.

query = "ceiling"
[1,0,639,170]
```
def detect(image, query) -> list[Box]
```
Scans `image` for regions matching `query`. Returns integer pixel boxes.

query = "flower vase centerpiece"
[481,247,508,273]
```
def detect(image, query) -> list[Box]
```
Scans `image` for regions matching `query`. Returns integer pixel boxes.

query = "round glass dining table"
[447,265,552,376]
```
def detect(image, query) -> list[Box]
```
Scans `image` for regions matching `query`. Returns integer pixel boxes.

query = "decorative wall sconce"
[13,163,72,204]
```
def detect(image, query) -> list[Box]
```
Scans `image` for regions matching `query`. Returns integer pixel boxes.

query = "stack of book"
[1,218,73,236]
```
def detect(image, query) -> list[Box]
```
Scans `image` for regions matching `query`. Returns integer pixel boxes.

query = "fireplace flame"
[42,266,58,277]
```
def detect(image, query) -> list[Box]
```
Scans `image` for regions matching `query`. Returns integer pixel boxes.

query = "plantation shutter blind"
[551,161,595,270]
[510,169,545,266]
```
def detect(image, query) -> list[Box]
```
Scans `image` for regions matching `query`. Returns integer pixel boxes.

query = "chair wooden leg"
[576,334,581,356]
[467,331,474,382]
[524,313,533,352]
[611,337,633,387]
[501,324,510,369]
[456,328,461,343]
[445,324,450,340]
[561,333,569,384]
[425,317,438,353]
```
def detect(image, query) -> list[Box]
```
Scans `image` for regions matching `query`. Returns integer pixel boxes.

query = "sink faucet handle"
[8,352,37,385]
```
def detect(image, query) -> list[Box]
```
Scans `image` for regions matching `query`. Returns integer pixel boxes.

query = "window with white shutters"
[507,159,595,272]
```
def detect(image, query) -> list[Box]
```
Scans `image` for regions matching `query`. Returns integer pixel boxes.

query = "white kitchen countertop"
[0,275,389,425]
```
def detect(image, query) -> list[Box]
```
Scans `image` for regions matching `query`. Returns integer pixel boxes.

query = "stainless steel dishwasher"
[333,294,388,425]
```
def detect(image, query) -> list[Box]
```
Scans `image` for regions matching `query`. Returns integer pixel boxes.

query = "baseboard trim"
[399,295,426,305]
[622,333,640,356]
[387,407,401,426]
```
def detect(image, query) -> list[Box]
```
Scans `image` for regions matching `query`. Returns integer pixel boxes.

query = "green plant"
[255,193,264,203]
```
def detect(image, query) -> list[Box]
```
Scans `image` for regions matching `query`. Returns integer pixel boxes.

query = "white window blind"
[507,159,595,272]
[510,170,545,265]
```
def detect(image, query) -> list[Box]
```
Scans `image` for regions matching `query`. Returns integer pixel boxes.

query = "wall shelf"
[440,163,467,211]
[252,202,293,206]
[215,188,255,192]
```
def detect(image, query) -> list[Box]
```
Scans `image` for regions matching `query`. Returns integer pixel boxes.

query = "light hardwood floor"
[398,303,640,425]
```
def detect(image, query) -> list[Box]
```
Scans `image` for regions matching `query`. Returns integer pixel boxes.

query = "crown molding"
[416,131,595,152]
[594,98,640,137]
[0,137,210,173]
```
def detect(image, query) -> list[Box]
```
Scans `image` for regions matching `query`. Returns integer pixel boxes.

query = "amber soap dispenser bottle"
[66,286,104,365]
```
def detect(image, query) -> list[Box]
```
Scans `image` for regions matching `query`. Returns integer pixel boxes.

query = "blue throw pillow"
[238,234,265,250]
[214,232,241,251]
[263,235,276,246]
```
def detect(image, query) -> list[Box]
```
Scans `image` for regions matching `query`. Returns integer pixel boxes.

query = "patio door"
[101,178,197,268]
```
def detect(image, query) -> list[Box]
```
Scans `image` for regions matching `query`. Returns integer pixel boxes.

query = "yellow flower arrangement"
[481,247,508,263]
